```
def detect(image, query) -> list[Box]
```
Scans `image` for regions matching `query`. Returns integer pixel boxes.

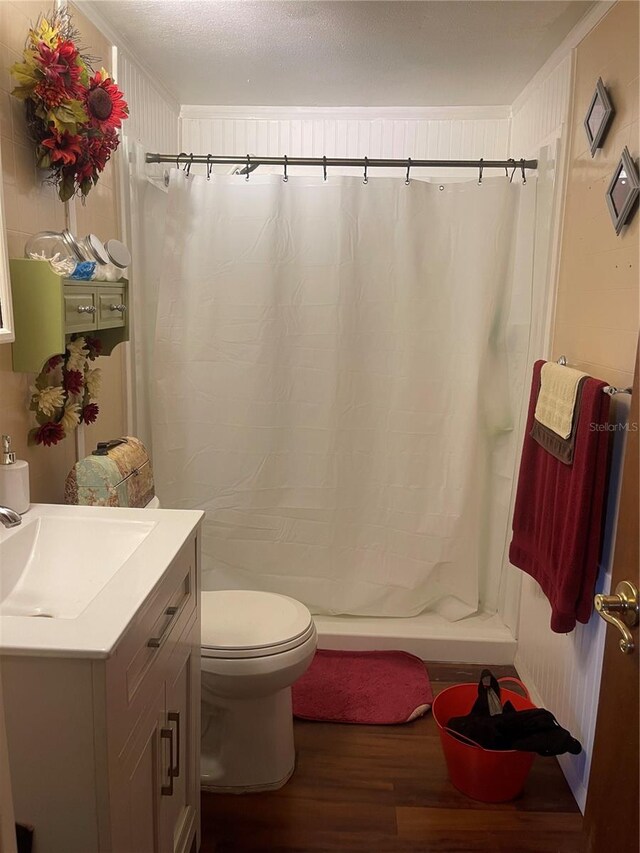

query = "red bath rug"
[292,649,433,724]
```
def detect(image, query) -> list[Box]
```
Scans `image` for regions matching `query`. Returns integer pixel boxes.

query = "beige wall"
[552,0,639,385]
[0,1,125,503]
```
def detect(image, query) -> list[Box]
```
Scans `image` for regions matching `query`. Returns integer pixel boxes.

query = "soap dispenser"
[0,435,30,514]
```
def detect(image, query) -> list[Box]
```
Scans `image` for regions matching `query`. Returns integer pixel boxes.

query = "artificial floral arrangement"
[10,8,128,202]
[29,336,102,447]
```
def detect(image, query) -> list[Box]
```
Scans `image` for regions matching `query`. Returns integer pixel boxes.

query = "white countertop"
[0,504,203,659]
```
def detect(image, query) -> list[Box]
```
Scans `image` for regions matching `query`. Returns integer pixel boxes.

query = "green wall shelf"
[9,258,129,374]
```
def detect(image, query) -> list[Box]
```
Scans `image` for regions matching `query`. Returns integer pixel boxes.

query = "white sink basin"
[0,503,203,658]
[0,514,156,619]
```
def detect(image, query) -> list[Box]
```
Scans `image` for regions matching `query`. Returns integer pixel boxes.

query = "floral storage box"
[64,436,154,507]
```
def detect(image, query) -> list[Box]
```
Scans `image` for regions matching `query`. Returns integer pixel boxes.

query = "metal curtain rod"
[557,356,632,396]
[145,152,538,172]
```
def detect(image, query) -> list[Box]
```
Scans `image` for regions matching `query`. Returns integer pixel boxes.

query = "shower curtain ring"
[246,154,251,181]
[283,155,288,182]
[185,153,194,177]
[363,156,369,184]
[478,158,484,185]
[520,159,527,184]
[405,158,411,185]
[206,154,212,181]
[176,152,187,170]
[323,156,327,181]
[509,161,517,183]
[505,158,515,178]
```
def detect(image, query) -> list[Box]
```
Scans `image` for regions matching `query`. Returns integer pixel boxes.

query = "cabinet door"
[97,287,127,329]
[111,683,167,853]
[63,286,97,332]
[160,616,200,853]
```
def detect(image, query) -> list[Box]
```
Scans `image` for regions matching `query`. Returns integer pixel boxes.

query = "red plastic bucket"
[432,677,536,803]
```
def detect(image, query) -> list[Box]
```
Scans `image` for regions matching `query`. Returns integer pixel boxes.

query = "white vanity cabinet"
[1,531,201,853]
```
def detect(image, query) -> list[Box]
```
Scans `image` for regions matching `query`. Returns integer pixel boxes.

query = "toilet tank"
[64,436,156,508]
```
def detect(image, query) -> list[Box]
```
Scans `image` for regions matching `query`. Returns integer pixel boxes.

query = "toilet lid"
[201,590,314,659]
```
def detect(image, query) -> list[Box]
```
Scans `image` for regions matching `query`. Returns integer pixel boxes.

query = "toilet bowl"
[200,589,317,792]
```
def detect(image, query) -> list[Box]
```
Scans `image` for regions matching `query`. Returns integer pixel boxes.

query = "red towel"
[509,360,611,633]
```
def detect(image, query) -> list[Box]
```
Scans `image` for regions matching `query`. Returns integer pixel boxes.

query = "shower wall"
[180,105,511,178]
[510,52,573,160]
[115,52,180,162]
[113,49,180,439]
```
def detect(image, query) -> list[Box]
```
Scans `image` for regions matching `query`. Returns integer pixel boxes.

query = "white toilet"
[200,589,317,792]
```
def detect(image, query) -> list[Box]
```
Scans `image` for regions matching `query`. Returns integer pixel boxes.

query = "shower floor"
[313,611,516,664]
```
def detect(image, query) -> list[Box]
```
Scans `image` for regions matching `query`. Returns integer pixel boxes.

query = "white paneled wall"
[108,45,180,434]
[117,49,180,163]
[180,106,513,177]
[510,55,573,158]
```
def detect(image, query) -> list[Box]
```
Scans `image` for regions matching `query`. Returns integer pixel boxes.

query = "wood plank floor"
[201,663,583,852]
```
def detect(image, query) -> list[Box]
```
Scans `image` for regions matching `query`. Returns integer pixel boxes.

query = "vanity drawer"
[97,288,127,329]
[63,286,98,333]
[105,534,198,754]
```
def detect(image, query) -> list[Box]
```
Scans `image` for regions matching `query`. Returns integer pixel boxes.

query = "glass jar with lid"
[94,239,132,281]
[105,239,131,271]
[24,229,85,271]
[79,234,109,265]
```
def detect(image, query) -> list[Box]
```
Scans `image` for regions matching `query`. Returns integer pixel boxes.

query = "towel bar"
[556,356,632,396]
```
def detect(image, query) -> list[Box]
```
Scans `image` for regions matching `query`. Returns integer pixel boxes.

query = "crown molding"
[511,0,616,117]
[180,104,511,123]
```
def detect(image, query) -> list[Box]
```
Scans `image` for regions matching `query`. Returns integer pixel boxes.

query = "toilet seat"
[201,590,314,660]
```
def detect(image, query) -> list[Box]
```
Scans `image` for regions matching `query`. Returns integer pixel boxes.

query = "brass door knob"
[595,581,639,654]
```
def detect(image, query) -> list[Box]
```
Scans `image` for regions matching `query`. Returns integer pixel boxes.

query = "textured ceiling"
[88,0,594,106]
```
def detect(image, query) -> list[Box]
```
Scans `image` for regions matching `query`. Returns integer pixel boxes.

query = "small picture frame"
[606,147,639,235]
[584,78,614,157]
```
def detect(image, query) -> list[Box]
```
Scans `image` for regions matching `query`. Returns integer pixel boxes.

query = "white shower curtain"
[120,139,168,452]
[153,172,535,619]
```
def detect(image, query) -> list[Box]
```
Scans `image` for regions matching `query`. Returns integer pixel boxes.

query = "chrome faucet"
[0,505,21,528]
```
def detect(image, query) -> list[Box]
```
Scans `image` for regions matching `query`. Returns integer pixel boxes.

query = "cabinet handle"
[147,605,179,648]
[77,305,96,314]
[168,711,180,778]
[109,303,127,312]
[160,727,174,796]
